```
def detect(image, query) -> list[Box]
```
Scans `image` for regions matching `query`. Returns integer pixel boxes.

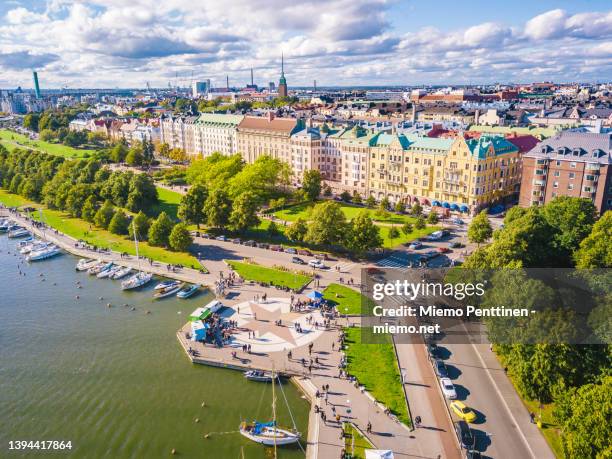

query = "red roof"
[506,134,539,153]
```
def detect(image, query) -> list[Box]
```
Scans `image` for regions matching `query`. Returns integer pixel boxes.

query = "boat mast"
[272,365,277,458]
[132,221,141,271]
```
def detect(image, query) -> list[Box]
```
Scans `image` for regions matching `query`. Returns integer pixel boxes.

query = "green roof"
[196,113,244,127]
[466,135,519,159]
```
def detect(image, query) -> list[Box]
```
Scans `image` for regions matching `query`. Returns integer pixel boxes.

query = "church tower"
[278,53,288,98]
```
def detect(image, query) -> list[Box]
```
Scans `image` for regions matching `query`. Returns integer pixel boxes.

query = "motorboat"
[76,259,99,271]
[17,237,35,248]
[111,266,132,280]
[239,421,300,446]
[154,280,180,291]
[244,370,274,382]
[121,271,153,290]
[97,264,119,279]
[176,284,200,299]
[27,244,61,262]
[88,261,112,275]
[154,283,183,299]
[8,227,30,238]
[20,241,48,255]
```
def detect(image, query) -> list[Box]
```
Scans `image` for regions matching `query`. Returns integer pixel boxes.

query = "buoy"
[171,449,176,455]
[195,418,199,423]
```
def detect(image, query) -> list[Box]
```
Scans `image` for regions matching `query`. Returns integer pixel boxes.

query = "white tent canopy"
[365,450,394,459]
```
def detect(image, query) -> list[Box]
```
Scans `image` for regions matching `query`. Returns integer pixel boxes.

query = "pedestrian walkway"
[376,254,412,272]
[331,261,356,273]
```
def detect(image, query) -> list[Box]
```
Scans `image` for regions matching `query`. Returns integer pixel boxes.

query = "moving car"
[408,241,423,250]
[308,259,326,269]
[450,401,477,423]
[434,359,448,378]
[454,420,475,449]
[440,377,457,399]
[292,256,306,265]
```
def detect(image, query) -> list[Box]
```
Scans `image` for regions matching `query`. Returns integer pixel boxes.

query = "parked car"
[269,245,282,251]
[292,256,306,265]
[190,231,200,237]
[434,359,448,378]
[437,246,451,253]
[297,249,312,256]
[452,218,464,225]
[201,233,211,239]
[408,241,423,250]
[256,242,269,249]
[229,238,241,244]
[215,235,227,241]
[450,401,477,423]
[454,420,475,449]
[243,240,256,247]
[426,230,445,241]
[308,259,326,269]
[440,377,457,399]
[314,253,329,260]
[284,247,297,254]
[449,241,463,249]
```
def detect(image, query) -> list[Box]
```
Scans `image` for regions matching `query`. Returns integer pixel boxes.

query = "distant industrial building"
[192,80,211,98]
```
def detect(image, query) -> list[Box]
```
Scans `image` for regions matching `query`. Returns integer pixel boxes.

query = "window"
[568,184,574,190]
[570,162,576,168]
[553,171,560,177]
[553,181,559,188]
[569,172,575,179]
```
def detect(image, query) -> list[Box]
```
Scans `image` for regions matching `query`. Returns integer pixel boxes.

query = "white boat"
[97,264,118,279]
[111,266,132,280]
[17,237,35,247]
[0,221,13,232]
[244,370,274,382]
[177,284,200,299]
[154,280,180,290]
[8,227,30,238]
[20,241,48,255]
[121,271,153,290]
[27,244,61,262]
[239,422,300,446]
[154,283,183,299]
[88,261,112,275]
[76,258,99,271]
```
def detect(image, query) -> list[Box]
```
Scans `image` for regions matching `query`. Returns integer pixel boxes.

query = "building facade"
[236,113,298,164]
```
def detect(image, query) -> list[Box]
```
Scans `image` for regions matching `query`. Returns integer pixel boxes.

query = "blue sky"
[0,0,610,88]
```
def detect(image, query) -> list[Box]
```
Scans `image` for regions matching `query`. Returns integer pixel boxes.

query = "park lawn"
[0,189,202,268]
[343,423,373,459]
[380,224,439,247]
[0,129,92,158]
[151,186,183,220]
[344,327,410,427]
[323,283,374,316]
[225,260,311,290]
[274,201,416,225]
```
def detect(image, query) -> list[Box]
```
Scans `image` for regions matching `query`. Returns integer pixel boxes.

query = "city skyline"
[0,1,610,89]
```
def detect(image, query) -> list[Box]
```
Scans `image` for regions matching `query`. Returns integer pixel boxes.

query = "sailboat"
[121,223,153,290]
[239,368,301,447]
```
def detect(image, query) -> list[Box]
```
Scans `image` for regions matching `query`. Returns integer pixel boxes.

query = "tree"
[267,220,279,236]
[411,202,423,216]
[304,201,348,246]
[229,191,260,232]
[323,185,332,197]
[126,173,158,212]
[125,144,144,166]
[401,222,413,235]
[352,191,362,204]
[110,141,128,163]
[394,201,405,213]
[468,210,492,246]
[379,197,390,212]
[108,209,129,235]
[339,191,352,202]
[129,211,151,241]
[366,196,376,208]
[427,211,439,224]
[575,211,612,268]
[285,217,308,242]
[39,129,54,141]
[148,212,174,247]
[142,139,155,164]
[346,211,382,255]
[204,189,231,229]
[388,226,400,239]
[302,169,322,201]
[415,216,426,230]
[158,143,171,158]
[23,113,40,132]
[169,223,193,251]
[94,200,115,229]
[178,184,208,228]
[81,196,97,222]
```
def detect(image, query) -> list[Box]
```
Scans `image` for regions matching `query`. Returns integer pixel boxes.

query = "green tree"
[267,220,279,236]
[229,191,260,232]
[178,184,208,228]
[147,211,174,247]
[347,211,382,255]
[379,197,390,212]
[169,223,193,251]
[129,211,151,241]
[125,144,144,166]
[388,226,400,239]
[110,141,128,163]
[415,216,426,230]
[574,211,611,269]
[339,191,352,202]
[304,201,348,246]
[352,191,362,204]
[126,173,158,212]
[23,113,40,131]
[94,200,115,229]
[411,202,422,216]
[366,196,376,208]
[323,185,332,197]
[394,201,405,213]
[302,169,322,201]
[285,217,308,242]
[39,129,54,141]
[204,189,231,229]
[108,209,129,235]
[427,211,439,224]
[401,222,413,235]
[467,210,492,246]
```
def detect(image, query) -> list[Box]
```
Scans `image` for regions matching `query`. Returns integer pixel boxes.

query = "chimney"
[267,111,275,122]
[474,109,480,125]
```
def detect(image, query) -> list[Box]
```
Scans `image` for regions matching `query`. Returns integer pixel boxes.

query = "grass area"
[152,186,182,220]
[323,283,374,316]
[273,202,439,248]
[225,259,311,290]
[0,189,202,269]
[343,327,411,427]
[343,423,373,459]
[0,129,93,158]
[496,350,563,457]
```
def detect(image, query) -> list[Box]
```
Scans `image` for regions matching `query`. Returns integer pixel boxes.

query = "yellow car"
[450,401,477,423]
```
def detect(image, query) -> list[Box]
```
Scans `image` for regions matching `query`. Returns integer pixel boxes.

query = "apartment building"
[519,132,612,213]
[194,114,243,157]
[236,113,299,164]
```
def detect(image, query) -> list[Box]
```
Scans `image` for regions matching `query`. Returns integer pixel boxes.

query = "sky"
[0,0,611,89]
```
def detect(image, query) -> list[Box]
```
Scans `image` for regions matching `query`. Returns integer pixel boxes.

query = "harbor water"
[0,236,309,458]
